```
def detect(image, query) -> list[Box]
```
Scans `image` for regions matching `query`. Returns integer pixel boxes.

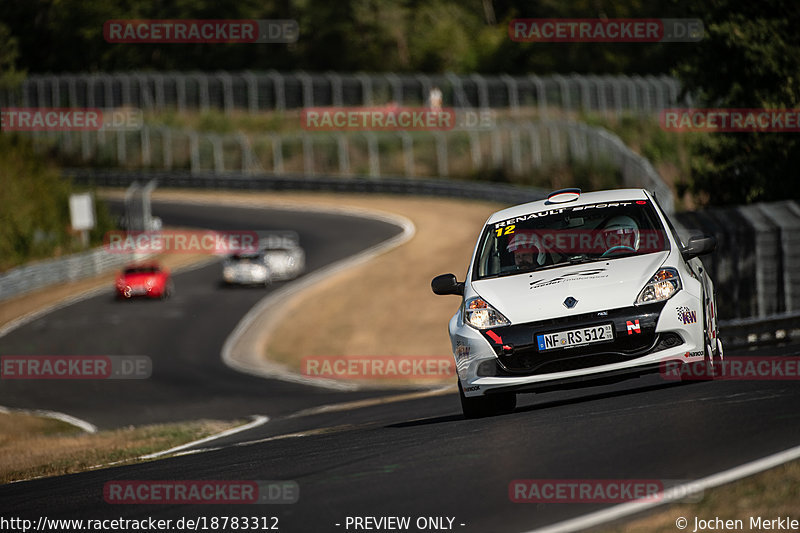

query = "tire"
[458,381,516,419]
[161,282,174,300]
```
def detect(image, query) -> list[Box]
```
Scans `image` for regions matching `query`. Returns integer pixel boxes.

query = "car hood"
[470,252,669,324]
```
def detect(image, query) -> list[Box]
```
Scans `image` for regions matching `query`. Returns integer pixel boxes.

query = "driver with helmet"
[600,215,640,254]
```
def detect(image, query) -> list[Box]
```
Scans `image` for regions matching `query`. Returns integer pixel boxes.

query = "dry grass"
[600,460,800,532]
[263,195,502,363]
[0,412,243,484]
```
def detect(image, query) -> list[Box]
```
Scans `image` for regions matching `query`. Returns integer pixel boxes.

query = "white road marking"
[219,201,418,391]
[140,415,269,459]
[0,405,98,433]
[523,443,800,533]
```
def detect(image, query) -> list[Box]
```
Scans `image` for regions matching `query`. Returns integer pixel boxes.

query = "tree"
[675,0,800,204]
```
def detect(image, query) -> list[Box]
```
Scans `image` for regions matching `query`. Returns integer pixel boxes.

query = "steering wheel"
[601,245,636,257]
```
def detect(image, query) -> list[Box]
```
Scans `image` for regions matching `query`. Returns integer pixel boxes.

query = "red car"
[115,263,174,299]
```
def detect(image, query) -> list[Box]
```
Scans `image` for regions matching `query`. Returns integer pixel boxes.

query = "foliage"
[674,0,800,204]
[0,135,116,271]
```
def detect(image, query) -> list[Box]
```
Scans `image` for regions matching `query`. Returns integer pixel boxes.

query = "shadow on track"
[386,380,690,428]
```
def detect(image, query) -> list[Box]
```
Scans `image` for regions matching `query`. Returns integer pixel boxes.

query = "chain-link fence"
[1,71,689,115]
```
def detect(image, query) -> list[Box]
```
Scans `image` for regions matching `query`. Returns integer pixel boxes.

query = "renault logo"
[563,296,578,309]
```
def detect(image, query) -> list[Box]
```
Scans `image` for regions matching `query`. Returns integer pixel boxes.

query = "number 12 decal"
[495,225,515,237]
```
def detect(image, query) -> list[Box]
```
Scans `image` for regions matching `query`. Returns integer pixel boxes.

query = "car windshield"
[474,200,669,279]
[123,266,160,274]
[229,253,262,261]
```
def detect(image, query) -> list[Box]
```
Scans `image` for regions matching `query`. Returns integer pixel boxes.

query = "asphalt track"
[2,199,800,533]
[0,200,408,426]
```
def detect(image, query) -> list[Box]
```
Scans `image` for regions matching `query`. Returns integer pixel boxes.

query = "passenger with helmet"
[506,231,557,268]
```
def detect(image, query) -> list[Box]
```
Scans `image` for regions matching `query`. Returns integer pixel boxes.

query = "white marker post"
[69,192,95,248]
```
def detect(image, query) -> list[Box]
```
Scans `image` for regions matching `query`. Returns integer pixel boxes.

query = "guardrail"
[1,71,689,115]
[674,200,800,320]
[31,119,674,212]
[719,312,800,349]
[0,247,150,302]
[65,169,549,205]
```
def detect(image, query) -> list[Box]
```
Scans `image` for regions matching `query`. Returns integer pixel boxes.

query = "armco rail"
[719,312,800,350]
[31,120,673,211]
[65,169,549,204]
[0,247,150,302]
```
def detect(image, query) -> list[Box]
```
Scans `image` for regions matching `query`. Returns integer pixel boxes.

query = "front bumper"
[224,268,269,284]
[117,284,161,298]
[452,298,705,397]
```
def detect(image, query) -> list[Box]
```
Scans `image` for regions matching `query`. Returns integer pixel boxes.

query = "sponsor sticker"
[626,320,641,335]
[529,269,608,290]
[493,201,639,229]
[677,306,697,325]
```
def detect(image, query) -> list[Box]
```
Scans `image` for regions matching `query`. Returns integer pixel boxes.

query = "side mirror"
[431,273,464,296]
[681,235,716,261]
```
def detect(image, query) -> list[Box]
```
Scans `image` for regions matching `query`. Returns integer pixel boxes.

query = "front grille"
[476,302,675,376]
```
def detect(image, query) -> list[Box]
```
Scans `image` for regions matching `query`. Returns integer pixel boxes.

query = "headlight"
[463,297,510,329]
[223,266,234,278]
[636,268,681,304]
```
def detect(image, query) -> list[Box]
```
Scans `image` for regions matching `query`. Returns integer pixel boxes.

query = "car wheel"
[161,282,174,300]
[458,381,516,419]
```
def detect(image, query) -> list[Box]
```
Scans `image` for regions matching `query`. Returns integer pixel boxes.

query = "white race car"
[222,232,305,286]
[432,188,722,418]
[222,251,272,286]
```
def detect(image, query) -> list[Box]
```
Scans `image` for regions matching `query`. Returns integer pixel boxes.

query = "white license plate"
[537,324,614,351]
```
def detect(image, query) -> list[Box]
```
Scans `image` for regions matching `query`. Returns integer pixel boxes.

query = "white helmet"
[602,215,640,250]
